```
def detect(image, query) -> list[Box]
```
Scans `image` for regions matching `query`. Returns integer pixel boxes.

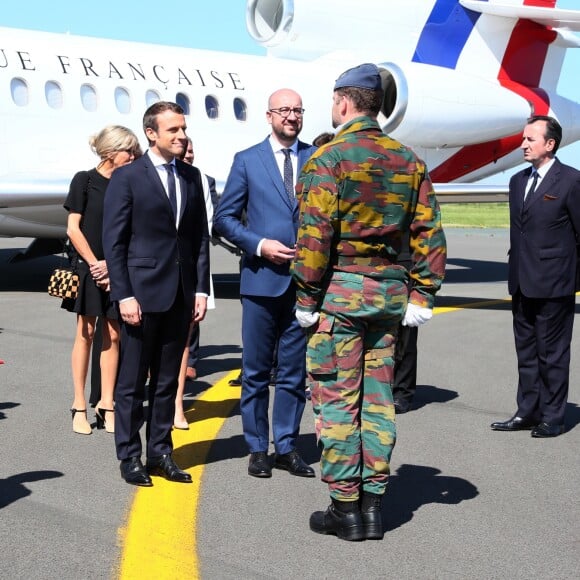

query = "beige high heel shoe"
[71,409,92,435]
[173,416,189,430]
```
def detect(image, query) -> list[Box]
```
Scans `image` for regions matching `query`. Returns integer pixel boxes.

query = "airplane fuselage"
[1,0,579,239]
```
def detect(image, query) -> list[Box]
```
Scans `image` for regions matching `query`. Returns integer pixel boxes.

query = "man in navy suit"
[103,102,210,485]
[491,115,580,438]
[214,88,316,478]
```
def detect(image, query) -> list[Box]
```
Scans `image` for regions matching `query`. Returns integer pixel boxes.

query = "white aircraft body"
[1,0,579,250]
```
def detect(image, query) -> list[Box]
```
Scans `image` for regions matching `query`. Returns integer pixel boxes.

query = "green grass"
[440,203,509,228]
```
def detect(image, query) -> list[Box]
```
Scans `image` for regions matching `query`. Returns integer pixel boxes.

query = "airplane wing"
[433,183,508,203]
[0,177,69,238]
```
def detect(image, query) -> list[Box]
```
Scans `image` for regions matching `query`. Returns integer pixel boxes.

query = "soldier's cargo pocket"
[307,313,336,376]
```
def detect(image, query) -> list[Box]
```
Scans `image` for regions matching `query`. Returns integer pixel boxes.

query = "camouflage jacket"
[291,116,446,312]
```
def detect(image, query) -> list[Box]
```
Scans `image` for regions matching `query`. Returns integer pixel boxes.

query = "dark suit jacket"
[508,158,580,298]
[214,137,316,297]
[103,154,210,313]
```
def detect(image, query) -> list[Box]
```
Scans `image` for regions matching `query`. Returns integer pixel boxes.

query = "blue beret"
[334,63,382,91]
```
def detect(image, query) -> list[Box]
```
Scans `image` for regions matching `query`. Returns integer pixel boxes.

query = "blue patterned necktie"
[164,163,178,219]
[282,148,294,201]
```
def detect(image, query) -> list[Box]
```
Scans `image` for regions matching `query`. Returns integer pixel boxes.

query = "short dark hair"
[527,115,562,154]
[335,86,383,117]
[143,101,184,135]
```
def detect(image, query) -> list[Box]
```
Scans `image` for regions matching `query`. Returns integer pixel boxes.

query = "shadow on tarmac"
[384,463,479,531]
[0,470,64,509]
[412,384,459,411]
[0,401,20,420]
[0,249,66,292]
[445,257,507,284]
[195,345,242,377]
[0,247,244,299]
[437,295,580,315]
[177,434,247,469]
[436,295,512,310]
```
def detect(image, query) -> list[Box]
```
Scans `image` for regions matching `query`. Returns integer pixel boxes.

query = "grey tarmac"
[0,230,578,579]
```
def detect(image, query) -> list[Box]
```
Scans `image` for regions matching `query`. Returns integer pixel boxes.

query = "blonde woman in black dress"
[63,126,141,435]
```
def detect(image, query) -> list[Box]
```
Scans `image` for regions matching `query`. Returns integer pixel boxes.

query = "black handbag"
[48,268,80,299]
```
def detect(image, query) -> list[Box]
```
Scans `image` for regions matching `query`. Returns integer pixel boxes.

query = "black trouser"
[393,324,418,402]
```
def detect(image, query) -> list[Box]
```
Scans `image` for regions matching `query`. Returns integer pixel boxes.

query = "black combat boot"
[309,498,364,541]
[361,492,384,540]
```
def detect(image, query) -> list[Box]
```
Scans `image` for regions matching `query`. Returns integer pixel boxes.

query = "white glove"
[295,310,320,328]
[402,303,432,327]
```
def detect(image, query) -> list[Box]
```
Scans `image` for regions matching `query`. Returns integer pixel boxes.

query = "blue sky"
[1,0,264,54]
[2,0,579,178]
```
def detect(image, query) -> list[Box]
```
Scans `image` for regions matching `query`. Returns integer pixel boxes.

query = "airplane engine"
[246,0,393,59]
[377,62,532,149]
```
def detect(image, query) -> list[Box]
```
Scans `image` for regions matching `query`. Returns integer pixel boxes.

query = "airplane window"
[233,97,247,121]
[10,78,29,107]
[80,84,97,112]
[146,90,161,107]
[176,92,190,115]
[45,81,63,109]
[114,87,131,114]
[205,95,219,119]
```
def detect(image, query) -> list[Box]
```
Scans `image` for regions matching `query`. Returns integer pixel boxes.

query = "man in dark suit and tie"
[214,88,316,478]
[103,101,210,485]
[491,115,580,438]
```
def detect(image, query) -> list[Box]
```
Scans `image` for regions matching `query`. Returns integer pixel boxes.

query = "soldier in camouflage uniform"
[290,63,446,541]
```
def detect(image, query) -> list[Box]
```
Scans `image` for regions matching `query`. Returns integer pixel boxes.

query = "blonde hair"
[89,125,141,160]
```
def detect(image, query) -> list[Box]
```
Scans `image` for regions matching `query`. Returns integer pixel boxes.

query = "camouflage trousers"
[307,271,407,501]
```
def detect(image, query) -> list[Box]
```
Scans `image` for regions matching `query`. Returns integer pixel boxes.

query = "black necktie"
[524,170,539,203]
[282,149,294,201]
[164,163,177,219]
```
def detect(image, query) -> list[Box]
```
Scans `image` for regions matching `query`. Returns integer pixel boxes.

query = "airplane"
[1,0,579,258]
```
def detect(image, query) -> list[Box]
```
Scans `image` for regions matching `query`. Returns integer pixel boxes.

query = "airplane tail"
[423,0,580,180]
[458,1,580,96]
[245,0,580,180]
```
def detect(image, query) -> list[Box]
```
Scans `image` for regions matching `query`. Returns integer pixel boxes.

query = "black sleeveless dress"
[60,168,118,320]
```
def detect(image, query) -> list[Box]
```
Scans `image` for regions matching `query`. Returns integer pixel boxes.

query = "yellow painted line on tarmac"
[434,297,511,315]
[115,370,241,580]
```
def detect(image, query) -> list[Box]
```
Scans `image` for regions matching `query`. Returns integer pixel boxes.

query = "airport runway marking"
[434,297,510,315]
[114,297,509,577]
[116,370,241,580]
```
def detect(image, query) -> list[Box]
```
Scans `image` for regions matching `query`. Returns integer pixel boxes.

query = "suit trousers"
[512,290,575,425]
[114,288,190,460]
[240,285,307,455]
[393,324,418,402]
[187,323,200,368]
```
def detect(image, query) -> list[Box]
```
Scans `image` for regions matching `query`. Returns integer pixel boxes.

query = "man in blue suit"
[103,101,210,485]
[491,115,580,438]
[214,88,316,478]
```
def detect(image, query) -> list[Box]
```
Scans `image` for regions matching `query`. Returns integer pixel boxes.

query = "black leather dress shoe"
[274,450,315,477]
[248,451,272,478]
[490,415,537,431]
[393,398,411,414]
[146,454,192,483]
[228,371,242,386]
[310,500,364,541]
[120,457,152,487]
[531,422,565,438]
